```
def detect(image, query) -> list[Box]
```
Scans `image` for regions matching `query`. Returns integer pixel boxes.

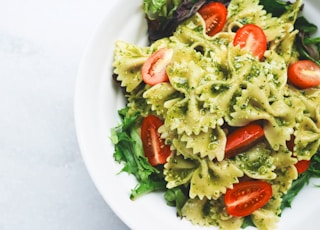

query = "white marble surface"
[0,0,129,229]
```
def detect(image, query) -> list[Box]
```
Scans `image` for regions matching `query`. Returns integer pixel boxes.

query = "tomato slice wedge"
[141,115,172,166]
[198,2,227,36]
[288,60,320,89]
[233,24,267,60]
[224,180,273,217]
[142,48,173,86]
[225,123,264,159]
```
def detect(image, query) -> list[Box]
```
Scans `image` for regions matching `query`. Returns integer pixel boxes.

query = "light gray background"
[0,0,129,229]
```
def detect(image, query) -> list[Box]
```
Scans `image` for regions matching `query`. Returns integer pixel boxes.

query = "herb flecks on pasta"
[111,0,320,229]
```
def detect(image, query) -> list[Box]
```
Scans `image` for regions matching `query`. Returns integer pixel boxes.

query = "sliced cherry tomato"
[286,135,310,174]
[288,60,320,89]
[141,115,172,166]
[224,180,273,217]
[295,160,310,174]
[141,48,173,86]
[233,24,267,60]
[198,2,227,36]
[225,123,264,159]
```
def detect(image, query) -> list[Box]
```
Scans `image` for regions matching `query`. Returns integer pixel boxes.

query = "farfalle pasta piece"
[164,153,198,189]
[113,37,173,93]
[234,143,276,180]
[180,126,227,161]
[251,209,279,230]
[196,47,252,119]
[163,48,224,135]
[113,40,149,92]
[273,30,299,64]
[294,116,320,160]
[143,82,182,117]
[181,197,243,229]
[293,87,320,125]
[272,146,297,169]
[286,86,320,160]
[189,159,243,200]
[171,13,234,58]
[165,139,243,200]
[180,197,211,226]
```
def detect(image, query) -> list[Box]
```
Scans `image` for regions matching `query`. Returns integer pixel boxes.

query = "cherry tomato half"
[141,115,172,166]
[224,180,273,217]
[198,2,227,36]
[141,48,173,86]
[233,24,267,60]
[288,60,320,89]
[295,160,310,174]
[225,123,265,159]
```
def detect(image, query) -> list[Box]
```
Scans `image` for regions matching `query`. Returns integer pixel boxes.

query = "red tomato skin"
[233,24,267,60]
[198,2,227,36]
[141,48,173,86]
[288,60,320,89]
[295,160,310,174]
[141,115,172,166]
[225,123,264,159]
[224,180,273,217]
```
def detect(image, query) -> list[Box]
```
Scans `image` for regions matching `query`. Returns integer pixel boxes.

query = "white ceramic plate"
[75,0,320,229]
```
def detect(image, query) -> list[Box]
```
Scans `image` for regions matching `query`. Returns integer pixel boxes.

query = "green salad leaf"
[259,0,291,17]
[294,16,320,65]
[143,0,183,20]
[164,186,188,216]
[241,216,255,229]
[111,107,167,200]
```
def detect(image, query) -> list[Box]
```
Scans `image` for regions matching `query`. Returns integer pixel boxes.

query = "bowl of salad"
[75,0,320,229]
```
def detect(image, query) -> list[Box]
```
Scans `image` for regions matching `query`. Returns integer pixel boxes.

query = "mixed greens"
[111,107,167,200]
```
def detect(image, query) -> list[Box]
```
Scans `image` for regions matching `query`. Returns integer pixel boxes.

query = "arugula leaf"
[111,107,167,200]
[259,0,290,17]
[280,173,311,211]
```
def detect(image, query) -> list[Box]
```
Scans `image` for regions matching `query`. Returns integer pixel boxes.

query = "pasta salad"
[111,0,320,229]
